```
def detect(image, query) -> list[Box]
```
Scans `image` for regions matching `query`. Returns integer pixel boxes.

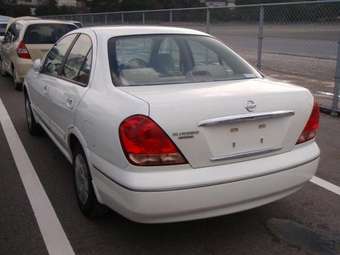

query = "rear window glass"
[24,23,77,44]
[108,35,259,86]
[0,24,6,36]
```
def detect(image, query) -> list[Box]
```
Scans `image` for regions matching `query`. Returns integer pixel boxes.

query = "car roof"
[6,16,40,30]
[16,19,77,26]
[82,25,209,38]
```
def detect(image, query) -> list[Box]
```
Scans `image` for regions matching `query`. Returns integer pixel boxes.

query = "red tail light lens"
[297,102,320,144]
[119,115,188,166]
[17,41,31,59]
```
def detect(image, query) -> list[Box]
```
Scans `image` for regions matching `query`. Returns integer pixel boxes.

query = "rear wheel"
[73,146,108,218]
[24,94,41,136]
[12,67,22,91]
[0,59,7,77]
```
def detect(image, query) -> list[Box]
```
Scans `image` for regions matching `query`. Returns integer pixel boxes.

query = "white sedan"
[24,26,320,223]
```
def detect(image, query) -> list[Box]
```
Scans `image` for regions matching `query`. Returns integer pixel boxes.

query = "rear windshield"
[24,23,77,44]
[108,34,259,86]
[0,24,6,36]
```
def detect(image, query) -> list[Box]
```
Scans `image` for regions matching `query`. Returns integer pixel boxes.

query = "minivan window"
[42,34,77,76]
[24,23,77,44]
[62,34,92,85]
[108,35,259,86]
[6,23,21,42]
[0,23,6,36]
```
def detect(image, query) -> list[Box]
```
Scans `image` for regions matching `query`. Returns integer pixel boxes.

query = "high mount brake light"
[119,115,187,166]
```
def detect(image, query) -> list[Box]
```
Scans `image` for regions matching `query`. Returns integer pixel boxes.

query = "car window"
[42,34,77,76]
[24,23,77,44]
[0,23,6,36]
[115,37,152,70]
[13,23,22,41]
[77,48,92,84]
[187,39,234,75]
[5,23,15,42]
[109,35,259,86]
[156,38,182,75]
[7,23,21,42]
[61,34,92,85]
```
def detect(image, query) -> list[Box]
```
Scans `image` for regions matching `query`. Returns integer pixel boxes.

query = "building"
[200,0,236,8]
[4,0,79,7]
[56,0,78,7]
[200,0,226,8]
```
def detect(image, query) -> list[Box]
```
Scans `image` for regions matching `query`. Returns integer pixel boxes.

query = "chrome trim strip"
[198,110,295,127]
[210,147,283,162]
[92,155,319,192]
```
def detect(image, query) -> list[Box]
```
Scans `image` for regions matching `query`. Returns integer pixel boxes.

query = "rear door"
[29,33,78,129]
[23,23,77,61]
[44,34,92,149]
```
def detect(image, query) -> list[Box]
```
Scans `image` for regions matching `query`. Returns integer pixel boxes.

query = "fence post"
[169,10,173,24]
[91,14,94,25]
[331,41,340,115]
[257,5,264,70]
[105,14,108,25]
[206,8,210,34]
[80,15,84,26]
[121,12,124,24]
[142,12,145,24]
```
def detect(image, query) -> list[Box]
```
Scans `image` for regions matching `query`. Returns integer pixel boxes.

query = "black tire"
[0,59,7,77]
[12,67,22,91]
[24,94,41,136]
[15,82,23,91]
[73,145,108,218]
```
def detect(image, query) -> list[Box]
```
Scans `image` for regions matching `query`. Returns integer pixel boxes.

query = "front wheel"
[25,95,40,136]
[73,147,108,218]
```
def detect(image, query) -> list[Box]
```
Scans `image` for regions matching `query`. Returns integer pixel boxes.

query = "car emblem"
[245,100,256,112]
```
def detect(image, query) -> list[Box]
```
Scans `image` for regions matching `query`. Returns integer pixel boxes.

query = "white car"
[24,26,320,223]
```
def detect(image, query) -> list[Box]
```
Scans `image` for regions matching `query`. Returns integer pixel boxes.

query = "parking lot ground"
[0,122,48,255]
[1,73,340,255]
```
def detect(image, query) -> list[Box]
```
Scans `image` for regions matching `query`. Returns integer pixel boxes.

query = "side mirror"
[33,59,42,72]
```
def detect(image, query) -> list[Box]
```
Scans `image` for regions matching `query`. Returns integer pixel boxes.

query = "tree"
[85,0,120,12]
[35,0,59,15]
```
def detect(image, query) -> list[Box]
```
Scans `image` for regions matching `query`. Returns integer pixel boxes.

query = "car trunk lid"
[25,44,52,60]
[119,78,314,168]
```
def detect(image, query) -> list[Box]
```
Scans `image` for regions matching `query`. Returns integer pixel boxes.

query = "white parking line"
[311,176,340,196]
[0,98,75,255]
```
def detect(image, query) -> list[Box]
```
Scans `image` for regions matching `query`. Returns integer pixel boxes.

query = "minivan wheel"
[25,95,41,136]
[12,67,22,91]
[0,59,7,77]
[73,146,108,218]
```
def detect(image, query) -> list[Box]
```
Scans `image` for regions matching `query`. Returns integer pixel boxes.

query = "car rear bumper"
[90,142,319,223]
[14,59,32,82]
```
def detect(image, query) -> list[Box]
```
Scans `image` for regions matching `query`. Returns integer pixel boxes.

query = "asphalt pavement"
[0,73,340,255]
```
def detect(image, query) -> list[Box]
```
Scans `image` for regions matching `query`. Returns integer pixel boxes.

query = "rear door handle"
[43,85,48,94]
[66,97,73,108]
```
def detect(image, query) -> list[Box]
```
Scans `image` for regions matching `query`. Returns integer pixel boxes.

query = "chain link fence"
[43,0,340,114]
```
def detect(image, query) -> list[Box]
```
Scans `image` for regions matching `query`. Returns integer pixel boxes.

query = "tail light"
[297,102,320,144]
[119,115,187,166]
[17,41,31,59]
